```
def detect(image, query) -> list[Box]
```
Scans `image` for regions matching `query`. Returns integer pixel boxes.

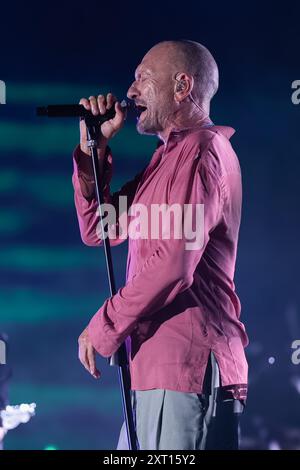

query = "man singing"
[73,40,249,450]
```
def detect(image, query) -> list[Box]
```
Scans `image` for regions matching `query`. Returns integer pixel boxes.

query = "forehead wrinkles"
[134,46,179,82]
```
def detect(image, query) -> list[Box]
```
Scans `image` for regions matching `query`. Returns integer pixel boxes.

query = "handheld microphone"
[36,99,136,123]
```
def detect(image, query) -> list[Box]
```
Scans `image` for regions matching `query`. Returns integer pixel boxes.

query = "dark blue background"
[0,0,299,450]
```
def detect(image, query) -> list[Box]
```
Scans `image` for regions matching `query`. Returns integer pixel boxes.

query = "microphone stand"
[84,115,137,451]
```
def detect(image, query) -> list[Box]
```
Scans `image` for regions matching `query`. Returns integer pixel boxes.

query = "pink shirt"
[72,122,249,399]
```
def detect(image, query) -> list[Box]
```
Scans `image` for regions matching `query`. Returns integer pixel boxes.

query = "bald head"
[127,39,219,140]
[145,40,219,105]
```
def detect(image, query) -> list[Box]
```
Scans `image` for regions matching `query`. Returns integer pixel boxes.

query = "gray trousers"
[117,353,244,450]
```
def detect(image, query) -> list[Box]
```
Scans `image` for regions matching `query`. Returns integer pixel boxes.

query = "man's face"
[127,47,176,136]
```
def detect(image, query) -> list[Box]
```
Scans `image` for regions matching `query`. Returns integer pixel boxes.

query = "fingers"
[97,93,117,114]
[113,101,126,128]
[87,345,101,379]
[78,92,123,142]
[78,331,100,379]
[79,97,91,111]
[106,93,116,110]
[89,95,99,115]
[79,93,117,117]
[78,343,100,379]
[78,341,90,373]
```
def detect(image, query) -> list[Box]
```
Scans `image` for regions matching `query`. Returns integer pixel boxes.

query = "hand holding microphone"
[79,93,126,155]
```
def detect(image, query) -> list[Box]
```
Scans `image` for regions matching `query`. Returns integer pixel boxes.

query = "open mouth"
[136,105,147,118]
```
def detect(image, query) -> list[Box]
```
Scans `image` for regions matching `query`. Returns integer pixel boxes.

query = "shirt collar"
[211,125,236,139]
[161,119,235,153]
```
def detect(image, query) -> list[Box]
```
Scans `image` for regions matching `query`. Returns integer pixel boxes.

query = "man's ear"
[175,79,186,92]
[174,73,194,102]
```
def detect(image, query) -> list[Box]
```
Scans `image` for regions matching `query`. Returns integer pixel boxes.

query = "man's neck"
[158,113,213,145]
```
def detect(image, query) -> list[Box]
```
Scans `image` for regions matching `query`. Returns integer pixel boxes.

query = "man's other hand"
[78,327,101,379]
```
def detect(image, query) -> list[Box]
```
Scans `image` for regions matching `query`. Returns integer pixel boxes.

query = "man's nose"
[127,82,139,100]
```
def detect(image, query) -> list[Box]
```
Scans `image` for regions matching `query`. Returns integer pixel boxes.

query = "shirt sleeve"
[72,144,146,246]
[87,153,224,357]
